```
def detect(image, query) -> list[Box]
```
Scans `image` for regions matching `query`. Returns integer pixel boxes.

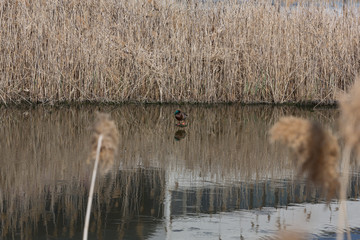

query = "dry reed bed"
[1,0,359,103]
[0,105,341,238]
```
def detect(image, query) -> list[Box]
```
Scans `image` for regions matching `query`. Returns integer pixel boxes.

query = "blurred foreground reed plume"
[337,76,360,240]
[269,116,340,200]
[84,112,119,240]
[339,76,360,163]
[88,112,119,174]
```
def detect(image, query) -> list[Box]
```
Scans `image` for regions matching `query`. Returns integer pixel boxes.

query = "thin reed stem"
[83,134,103,240]
[336,145,351,240]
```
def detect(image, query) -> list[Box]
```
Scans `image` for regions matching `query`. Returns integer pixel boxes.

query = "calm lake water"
[0,104,359,240]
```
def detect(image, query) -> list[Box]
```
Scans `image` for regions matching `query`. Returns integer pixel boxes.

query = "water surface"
[0,104,359,239]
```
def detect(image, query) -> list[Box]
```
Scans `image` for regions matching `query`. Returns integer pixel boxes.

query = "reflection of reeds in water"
[0,105,341,239]
[269,116,340,200]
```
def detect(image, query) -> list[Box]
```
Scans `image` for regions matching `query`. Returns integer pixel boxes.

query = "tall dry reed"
[0,0,359,104]
[337,76,360,240]
[339,76,360,162]
[269,116,340,200]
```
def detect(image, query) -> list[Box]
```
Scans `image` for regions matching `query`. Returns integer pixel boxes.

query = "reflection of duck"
[175,110,188,126]
[174,130,186,141]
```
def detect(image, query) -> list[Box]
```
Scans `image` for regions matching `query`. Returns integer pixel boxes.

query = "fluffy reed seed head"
[339,76,360,161]
[269,116,340,200]
[89,112,119,174]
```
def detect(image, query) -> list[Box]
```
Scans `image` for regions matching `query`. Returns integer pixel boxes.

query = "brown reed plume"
[339,76,360,162]
[88,112,119,174]
[84,112,119,240]
[269,116,340,200]
[337,76,360,240]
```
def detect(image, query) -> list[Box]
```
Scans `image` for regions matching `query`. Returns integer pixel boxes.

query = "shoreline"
[0,100,338,109]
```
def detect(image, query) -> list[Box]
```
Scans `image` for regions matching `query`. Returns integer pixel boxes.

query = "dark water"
[0,104,359,239]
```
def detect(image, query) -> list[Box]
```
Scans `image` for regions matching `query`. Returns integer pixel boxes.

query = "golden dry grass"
[0,0,359,103]
[269,116,340,200]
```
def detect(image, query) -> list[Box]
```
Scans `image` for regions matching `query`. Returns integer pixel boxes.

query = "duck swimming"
[174,110,188,126]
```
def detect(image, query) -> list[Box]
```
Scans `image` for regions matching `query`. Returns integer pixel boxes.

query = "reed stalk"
[336,145,351,240]
[83,134,103,240]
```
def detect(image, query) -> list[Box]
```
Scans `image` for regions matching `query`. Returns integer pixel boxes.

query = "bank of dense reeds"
[1,0,359,103]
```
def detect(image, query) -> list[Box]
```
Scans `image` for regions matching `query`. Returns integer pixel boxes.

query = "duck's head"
[175,110,181,115]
